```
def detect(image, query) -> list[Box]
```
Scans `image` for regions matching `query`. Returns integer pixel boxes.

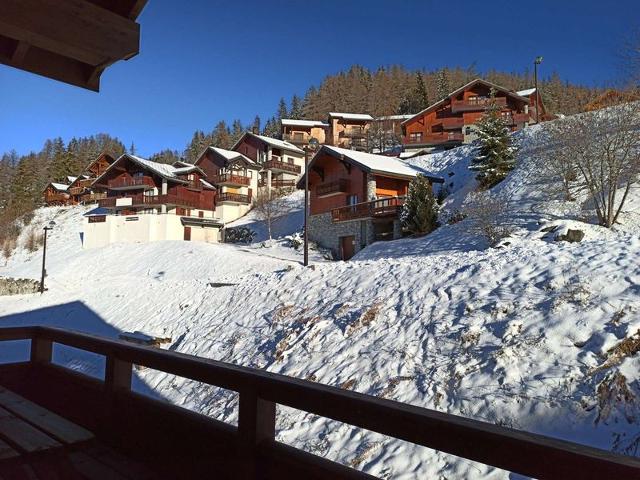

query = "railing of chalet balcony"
[210,173,251,186]
[44,193,69,203]
[439,117,464,129]
[451,96,507,112]
[217,192,252,204]
[405,132,464,145]
[271,179,297,189]
[331,196,405,222]
[317,179,349,197]
[339,128,367,138]
[108,176,155,189]
[263,159,301,174]
[282,134,308,144]
[0,326,638,480]
[98,194,212,210]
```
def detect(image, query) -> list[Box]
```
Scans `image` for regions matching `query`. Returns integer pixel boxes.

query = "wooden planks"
[0,387,93,445]
[0,406,60,453]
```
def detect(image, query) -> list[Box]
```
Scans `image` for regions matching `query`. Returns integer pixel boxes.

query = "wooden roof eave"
[0,0,147,91]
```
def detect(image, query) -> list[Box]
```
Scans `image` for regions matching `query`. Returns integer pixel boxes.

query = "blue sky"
[0,0,636,157]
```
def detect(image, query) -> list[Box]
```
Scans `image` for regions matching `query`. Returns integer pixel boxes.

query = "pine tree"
[129,142,136,155]
[401,175,439,235]
[414,72,429,111]
[262,117,279,138]
[436,68,451,100]
[469,90,517,189]
[252,115,261,134]
[211,121,232,149]
[184,130,208,163]
[231,119,244,143]
[289,95,303,119]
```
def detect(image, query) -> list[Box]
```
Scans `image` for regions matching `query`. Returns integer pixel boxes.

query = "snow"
[237,132,305,154]
[281,119,329,127]
[320,145,432,179]
[516,88,536,97]
[3,110,640,478]
[50,183,69,191]
[205,146,257,165]
[329,112,374,121]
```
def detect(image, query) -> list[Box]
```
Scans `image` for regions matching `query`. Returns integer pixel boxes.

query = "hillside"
[2,113,640,478]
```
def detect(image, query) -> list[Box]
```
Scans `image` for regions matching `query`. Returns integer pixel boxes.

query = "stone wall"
[0,277,40,296]
[308,212,376,259]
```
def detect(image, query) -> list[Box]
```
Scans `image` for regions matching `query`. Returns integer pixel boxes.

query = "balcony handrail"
[263,159,302,174]
[108,176,155,188]
[331,196,405,222]
[316,178,349,196]
[1,325,638,480]
[211,173,251,185]
[217,192,251,203]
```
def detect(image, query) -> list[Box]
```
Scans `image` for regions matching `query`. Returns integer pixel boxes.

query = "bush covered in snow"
[224,226,256,244]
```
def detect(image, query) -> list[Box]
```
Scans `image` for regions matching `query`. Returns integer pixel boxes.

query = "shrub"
[24,227,44,253]
[463,192,512,246]
[224,226,256,244]
[401,174,439,235]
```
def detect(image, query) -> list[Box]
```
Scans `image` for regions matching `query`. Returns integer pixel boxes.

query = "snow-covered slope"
[2,115,640,478]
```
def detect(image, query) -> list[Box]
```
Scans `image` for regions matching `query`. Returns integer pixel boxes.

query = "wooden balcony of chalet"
[339,128,367,139]
[282,133,308,145]
[98,193,213,211]
[108,176,155,191]
[44,193,70,205]
[451,96,507,113]
[263,158,301,175]
[271,179,297,189]
[316,179,349,198]
[404,132,464,145]
[0,326,638,480]
[503,112,530,126]
[331,196,405,223]
[210,173,251,187]
[437,117,465,130]
[217,192,252,204]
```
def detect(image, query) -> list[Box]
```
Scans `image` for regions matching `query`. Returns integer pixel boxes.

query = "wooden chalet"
[93,154,216,215]
[0,325,638,479]
[43,182,71,206]
[401,79,545,151]
[301,145,443,260]
[232,131,305,190]
[0,0,147,91]
[68,152,116,204]
[281,119,328,148]
[326,113,373,151]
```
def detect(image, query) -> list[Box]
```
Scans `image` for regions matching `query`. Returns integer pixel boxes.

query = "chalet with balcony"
[67,152,116,204]
[43,182,71,206]
[327,112,373,151]
[281,119,328,148]
[516,87,550,121]
[83,154,221,248]
[232,131,305,190]
[194,146,260,223]
[301,145,443,260]
[401,79,543,152]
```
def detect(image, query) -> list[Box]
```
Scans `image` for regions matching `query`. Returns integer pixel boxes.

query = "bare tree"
[366,118,402,153]
[539,102,640,227]
[252,189,291,240]
[462,192,512,246]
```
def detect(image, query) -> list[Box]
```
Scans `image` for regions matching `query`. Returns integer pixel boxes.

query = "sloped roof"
[516,87,536,97]
[66,176,78,183]
[401,78,530,126]
[281,119,329,128]
[320,146,419,178]
[92,154,204,186]
[195,146,259,169]
[329,112,374,121]
[49,182,69,191]
[231,132,305,154]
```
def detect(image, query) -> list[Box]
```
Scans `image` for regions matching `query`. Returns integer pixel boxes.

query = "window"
[287,157,294,164]
[88,215,106,223]
[409,132,423,143]
[133,171,144,178]
[347,194,358,206]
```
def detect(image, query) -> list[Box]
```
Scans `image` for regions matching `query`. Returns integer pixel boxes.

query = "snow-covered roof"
[196,146,259,168]
[50,182,69,191]
[401,78,531,126]
[329,112,374,121]
[281,119,329,128]
[516,88,536,97]
[93,154,201,187]
[66,176,78,183]
[173,165,201,175]
[232,132,305,154]
[200,178,215,190]
[320,146,420,178]
[375,114,414,121]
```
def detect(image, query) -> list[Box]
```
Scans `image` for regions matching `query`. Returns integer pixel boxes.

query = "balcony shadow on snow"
[0,301,162,400]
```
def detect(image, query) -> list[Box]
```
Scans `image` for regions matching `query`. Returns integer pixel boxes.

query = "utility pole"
[534,56,543,124]
[39,221,55,294]
[303,138,319,267]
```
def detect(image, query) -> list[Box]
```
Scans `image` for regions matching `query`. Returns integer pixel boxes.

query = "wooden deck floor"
[0,386,158,480]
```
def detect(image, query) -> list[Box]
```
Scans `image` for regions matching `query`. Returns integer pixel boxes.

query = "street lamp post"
[303,138,319,267]
[39,221,56,294]
[534,56,543,124]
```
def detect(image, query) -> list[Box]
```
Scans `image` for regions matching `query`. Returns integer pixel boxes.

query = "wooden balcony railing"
[503,113,530,126]
[263,159,301,175]
[282,134,308,144]
[0,326,638,480]
[404,132,464,145]
[99,194,213,210]
[331,196,405,222]
[439,117,465,129]
[44,193,70,204]
[108,176,155,189]
[317,179,349,198]
[217,192,252,204]
[271,179,297,189]
[451,96,507,113]
[210,173,251,186]
[339,128,367,138]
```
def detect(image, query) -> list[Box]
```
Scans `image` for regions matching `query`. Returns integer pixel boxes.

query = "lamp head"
[308,137,320,151]
[535,56,543,64]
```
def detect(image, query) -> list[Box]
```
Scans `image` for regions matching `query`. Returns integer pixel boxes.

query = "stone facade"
[308,212,376,259]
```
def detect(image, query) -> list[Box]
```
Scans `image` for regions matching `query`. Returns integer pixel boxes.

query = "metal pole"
[39,228,48,294]
[303,148,309,267]
[534,60,540,124]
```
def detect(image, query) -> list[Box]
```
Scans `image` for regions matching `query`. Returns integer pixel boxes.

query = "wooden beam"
[0,0,141,67]
[11,40,29,63]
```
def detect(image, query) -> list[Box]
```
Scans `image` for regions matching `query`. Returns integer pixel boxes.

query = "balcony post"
[30,337,52,364]
[105,356,132,393]
[238,389,276,479]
